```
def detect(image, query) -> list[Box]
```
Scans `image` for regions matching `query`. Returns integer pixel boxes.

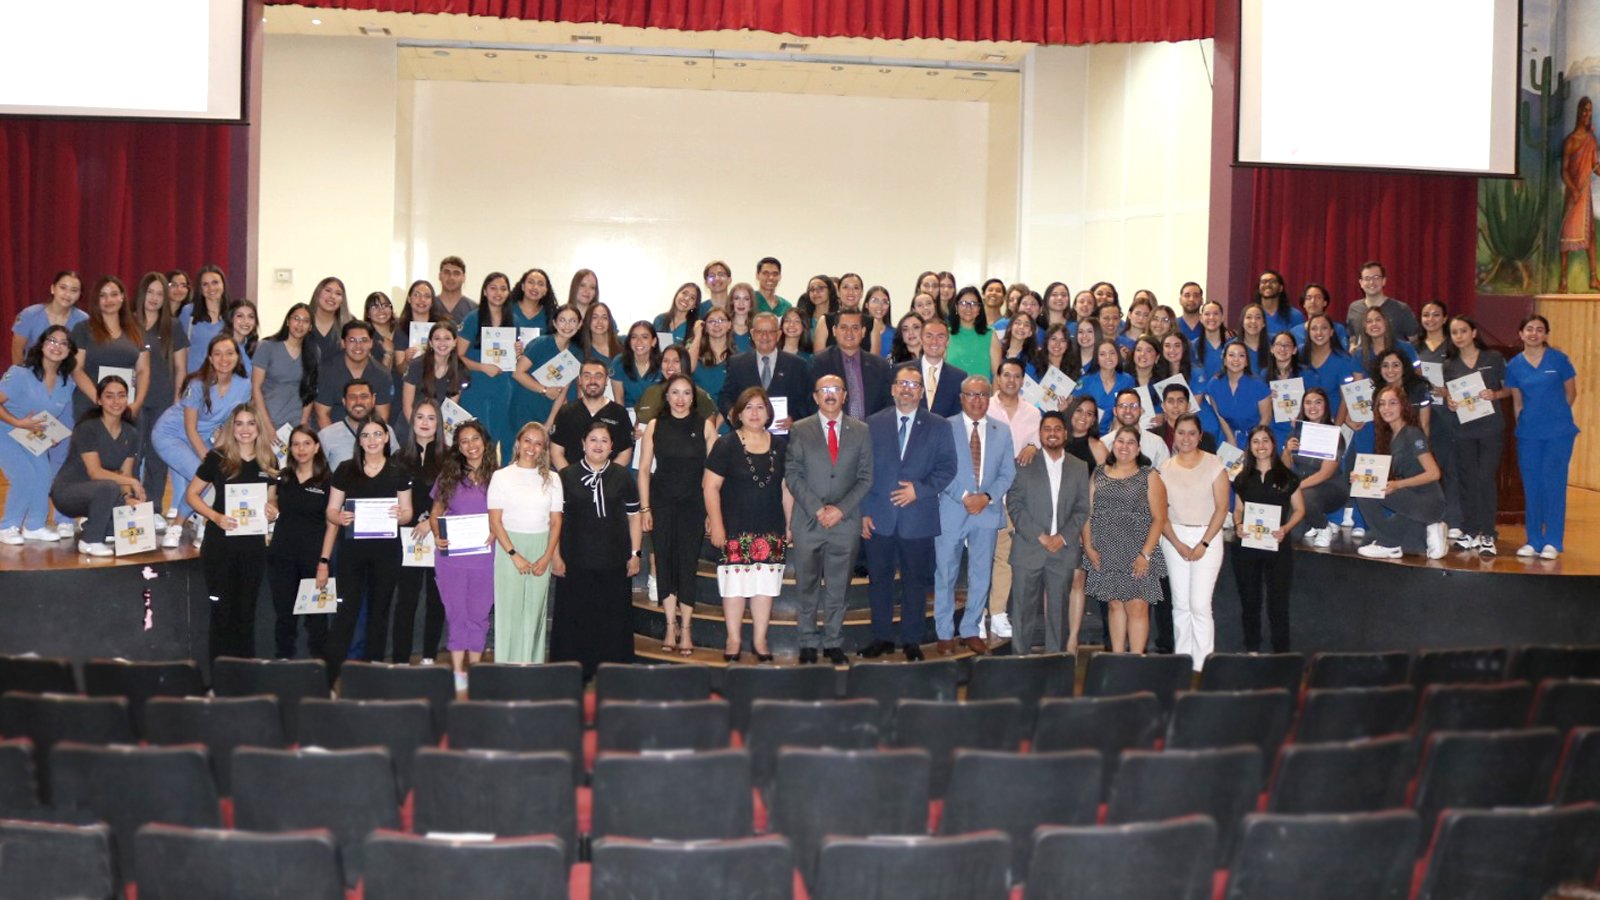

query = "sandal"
[662,619,677,653]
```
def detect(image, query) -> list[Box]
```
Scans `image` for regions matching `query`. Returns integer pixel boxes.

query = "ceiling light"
[572,34,602,44]
[732,62,747,68]
[779,41,809,51]
[972,71,988,78]
[432,50,450,57]
[534,53,548,60]
[925,70,940,76]
[483,52,498,58]
[830,65,843,71]
[583,55,598,61]
[983,53,1008,62]
[310,18,322,25]
[684,60,697,66]
[878,68,892,74]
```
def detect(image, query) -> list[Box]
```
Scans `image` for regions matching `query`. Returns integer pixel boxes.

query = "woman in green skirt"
[487,420,564,662]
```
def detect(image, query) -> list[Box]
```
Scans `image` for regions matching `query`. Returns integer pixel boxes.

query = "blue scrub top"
[11,305,89,354]
[609,355,662,409]
[1506,348,1579,440]
[1071,370,1135,433]
[1177,318,1203,343]
[1,365,75,430]
[185,320,227,373]
[1192,337,1227,382]
[1203,373,1271,447]
[652,314,691,344]
[1261,306,1306,338]
[1290,320,1348,349]
[180,373,254,438]
[1300,351,1359,419]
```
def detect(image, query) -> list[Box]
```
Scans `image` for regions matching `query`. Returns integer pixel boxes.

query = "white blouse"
[487,464,563,533]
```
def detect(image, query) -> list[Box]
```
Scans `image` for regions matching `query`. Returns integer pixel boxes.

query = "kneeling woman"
[1355,384,1444,559]
[51,375,145,556]
[430,420,497,692]
[550,421,642,678]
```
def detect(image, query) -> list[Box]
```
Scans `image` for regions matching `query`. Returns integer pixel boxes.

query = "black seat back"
[591,748,754,842]
[966,654,1075,733]
[412,749,576,863]
[444,700,583,782]
[1306,651,1410,689]
[1223,810,1420,900]
[297,698,436,794]
[0,692,133,798]
[143,695,286,794]
[134,823,344,900]
[1082,653,1193,716]
[1414,682,1534,749]
[1554,727,1600,805]
[1198,653,1305,694]
[845,661,960,731]
[466,662,584,703]
[51,743,221,880]
[1165,689,1293,783]
[1410,647,1508,688]
[770,747,931,890]
[1509,644,1600,682]
[720,664,837,734]
[362,831,568,900]
[594,663,711,703]
[1266,735,1410,814]
[0,654,77,695]
[1412,728,1564,829]
[1415,804,1600,900]
[337,662,455,734]
[0,737,41,819]
[0,819,114,900]
[596,699,731,754]
[1293,685,1416,743]
[1027,817,1216,900]
[1106,746,1261,865]
[939,749,1100,885]
[1033,694,1162,800]
[1531,679,1600,732]
[210,657,328,741]
[81,659,204,735]
[589,835,793,900]
[746,699,879,792]
[816,831,1011,900]
[890,699,1023,797]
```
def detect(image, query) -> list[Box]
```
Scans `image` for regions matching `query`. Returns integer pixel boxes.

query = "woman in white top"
[1157,412,1230,671]
[487,420,564,663]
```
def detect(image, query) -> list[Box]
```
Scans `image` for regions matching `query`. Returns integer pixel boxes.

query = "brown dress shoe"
[963,636,989,655]
[937,639,956,655]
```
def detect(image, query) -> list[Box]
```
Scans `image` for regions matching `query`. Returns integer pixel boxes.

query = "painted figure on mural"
[1558,96,1600,293]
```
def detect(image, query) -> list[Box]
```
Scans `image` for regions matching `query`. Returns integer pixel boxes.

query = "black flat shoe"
[798,648,819,665]
[824,648,849,666]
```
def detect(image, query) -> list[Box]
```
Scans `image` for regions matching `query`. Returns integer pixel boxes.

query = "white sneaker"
[1447,527,1463,540]
[1425,523,1448,560]
[421,658,435,666]
[0,527,21,545]
[78,540,113,558]
[57,521,76,540]
[22,527,60,542]
[1350,527,1366,539]
[977,617,989,640]
[1357,543,1402,559]
[190,516,206,549]
[1478,538,1498,557]
[1313,527,1333,549]
[1540,545,1560,560]
[1516,544,1537,558]
[1453,534,1479,551]
[452,671,469,693]
[165,507,179,521]
[153,516,167,533]
[990,612,1013,639]
[161,527,183,549]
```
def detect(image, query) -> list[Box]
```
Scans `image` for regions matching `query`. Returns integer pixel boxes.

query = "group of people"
[0,256,1580,675]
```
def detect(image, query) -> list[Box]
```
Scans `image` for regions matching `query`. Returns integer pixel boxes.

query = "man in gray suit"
[785,374,874,665]
[1005,410,1091,655]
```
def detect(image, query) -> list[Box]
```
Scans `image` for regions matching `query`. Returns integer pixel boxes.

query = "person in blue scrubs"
[511,303,583,435]
[1192,300,1230,382]
[1254,270,1306,338]
[1298,314,1359,421]
[1288,283,1347,349]
[457,273,516,458]
[692,308,736,405]
[508,268,559,335]
[1202,342,1271,448]
[1236,304,1270,373]
[153,334,254,536]
[10,270,86,366]
[1072,340,1135,433]
[1506,314,1580,559]
[1261,331,1303,448]
[181,265,232,374]
[0,325,77,542]
[653,282,702,346]
[1352,304,1418,374]
[611,321,663,409]
[1175,281,1206,343]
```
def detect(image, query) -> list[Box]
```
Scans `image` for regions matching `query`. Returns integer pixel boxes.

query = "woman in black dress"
[637,374,718,657]
[266,426,332,658]
[551,420,642,678]
[392,399,447,664]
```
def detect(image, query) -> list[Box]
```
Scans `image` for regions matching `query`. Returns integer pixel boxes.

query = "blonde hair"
[509,421,554,486]
[213,404,279,479]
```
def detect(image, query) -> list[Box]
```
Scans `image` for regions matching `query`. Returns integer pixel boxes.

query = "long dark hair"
[1297,313,1348,365]
[1373,383,1419,455]
[472,272,512,340]
[227,299,260,358]
[950,286,988,336]
[434,419,496,509]
[1368,347,1424,395]
[509,268,561,325]
[419,321,470,402]
[1194,300,1230,369]
[285,425,331,485]
[1442,315,1488,359]
[1233,424,1295,492]
[181,334,243,414]
[23,325,78,379]
[94,375,135,424]
[268,303,319,407]
[190,264,230,323]
[137,272,177,360]
[87,276,142,346]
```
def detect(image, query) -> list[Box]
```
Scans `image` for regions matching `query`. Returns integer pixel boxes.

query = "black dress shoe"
[798,648,819,665]
[755,652,774,663]
[858,640,894,659]
[902,644,925,662]
[824,647,849,666]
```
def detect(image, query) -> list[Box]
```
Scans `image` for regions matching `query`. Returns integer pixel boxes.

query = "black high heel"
[723,648,743,663]
[754,651,774,663]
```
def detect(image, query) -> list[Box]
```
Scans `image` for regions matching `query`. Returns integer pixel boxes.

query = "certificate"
[1341,378,1375,423]
[1240,501,1282,551]
[1350,453,1391,500]
[517,327,542,348]
[1152,374,1199,414]
[272,423,292,470]
[99,366,135,405]
[1216,441,1246,479]
[1447,372,1493,424]
[1419,361,1445,389]
[224,483,269,536]
[657,331,676,351]
[1296,422,1342,462]
[113,502,158,556]
[293,578,338,615]
[1269,377,1304,424]
[439,397,474,447]
[441,513,492,557]
[1020,375,1048,411]
[538,349,582,388]
[1038,367,1076,410]
[481,327,518,372]
[8,411,71,456]
[350,498,397,540]
[408,321,433,351]
[402,528,435,567]
[768,396,789,435]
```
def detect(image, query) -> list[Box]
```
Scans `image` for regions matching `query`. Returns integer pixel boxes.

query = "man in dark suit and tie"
[785,374,874,665]
[859,367,958,661]
[904,317,967,417]
[809,310,891,419]
[1005,410,1091,654]
[720,312,814,429]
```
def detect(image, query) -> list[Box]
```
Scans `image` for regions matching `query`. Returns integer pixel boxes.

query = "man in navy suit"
[904,317,967,417]
[934,375,1017,655]
[859,367,958,661]
[809,310,891,419]
[719,312,815,427]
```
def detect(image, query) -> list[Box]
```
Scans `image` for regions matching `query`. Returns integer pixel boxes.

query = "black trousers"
[266,550,329,660]
[50,480,124,543]
[1151,576,1176,654]
[324,538,401,683]
[202,531,267,662]
[393,566,445,662]
[1455,431,1504,538]
[1230,544,1294,653]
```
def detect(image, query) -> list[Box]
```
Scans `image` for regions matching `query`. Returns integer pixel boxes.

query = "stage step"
[630,591,983,656]
[631,633,1010,669]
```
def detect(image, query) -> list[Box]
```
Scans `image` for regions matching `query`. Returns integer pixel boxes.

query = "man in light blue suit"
[934,375,1017,655]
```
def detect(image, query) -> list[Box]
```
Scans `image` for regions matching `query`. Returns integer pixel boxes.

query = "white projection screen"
[1237,0,1520,175]
[0,0,245,122]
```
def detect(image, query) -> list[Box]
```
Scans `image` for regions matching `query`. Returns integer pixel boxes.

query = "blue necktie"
[898,415,910,458]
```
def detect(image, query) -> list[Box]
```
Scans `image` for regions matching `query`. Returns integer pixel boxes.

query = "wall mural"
[1479,0,1600,295]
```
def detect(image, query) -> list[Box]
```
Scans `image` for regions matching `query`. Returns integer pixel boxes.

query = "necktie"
[827,419,839,464]
[898,415,909,458]
[927,364,939,406]
[760,355,772,389]
[970,420,983,489]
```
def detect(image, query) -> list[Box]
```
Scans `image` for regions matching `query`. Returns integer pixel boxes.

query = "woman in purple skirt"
[430,419,497,692]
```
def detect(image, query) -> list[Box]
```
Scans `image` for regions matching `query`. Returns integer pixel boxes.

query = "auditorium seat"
[0,654,78,696]
[1081,653,1193,716]
[134,823,344,900]
[0,738,42,819]
[296,698,435,794]
[337,661,455,733]
[411,749,576,862]
[0,818,115,900]
[1413,682,1534,752]
[231,747,400,887]
[466,661,584,704]
[745,699,879,794]
[1306,651,1410,689]
[1164,689,1293,783]
[142,696,286,794]
[720,664,837,734]
[1025,816,1216,900]
[0,693,133,798]
[937,749,1100,885]
[1106,746,1261,865]
[81,659,204,736]
[889,699,1023,797]
[1411,729,1563,829]
[362,831,568,900]
[1264,735,1410,814]
[210,657,327,741]
[1553,727,1600,805]
[444,700,583,782]
[1508,644,1600,682]
[1409,646,1508,688]
[595,699,731,754]
[594,663,711,704]
[1291,685,1416,743]
[588,835,794,900]
[1032,694,1163,801]
[591,748,754,842]
[814,831,1011,900]
[1531,679,1600,732]
[1413,804,1600,900]
[965,653,1075,733]
[845,660,960,731]
[769,747,931,890]
[1221,810,1420,900]
[1198,653,1305,694]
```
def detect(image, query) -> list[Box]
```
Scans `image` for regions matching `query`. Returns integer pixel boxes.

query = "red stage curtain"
[272,0,1213,44]
[1247,167,1480,320]
[0,120,235,352]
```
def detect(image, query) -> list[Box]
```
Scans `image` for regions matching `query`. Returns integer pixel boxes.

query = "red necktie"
[827,419,839,464]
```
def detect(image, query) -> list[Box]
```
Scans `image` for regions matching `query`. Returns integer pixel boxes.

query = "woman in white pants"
[1157,413,1230,671]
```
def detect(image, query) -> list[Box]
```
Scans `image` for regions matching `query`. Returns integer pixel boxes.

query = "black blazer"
[896,359,967,418]
[809,346,892,417]
[720,350,817,420]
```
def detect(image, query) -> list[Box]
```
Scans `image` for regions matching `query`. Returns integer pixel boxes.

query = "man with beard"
[1005,411,1091,654]
[551,360,633,469]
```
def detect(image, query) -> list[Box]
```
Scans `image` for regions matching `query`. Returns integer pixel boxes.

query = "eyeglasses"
[43,337,69,348]
[895,380,924,390]
[960,391,989,399]
[957,300,979,308]
[370,300,392,309]
[816,386,843,395]
[1115,402,1141,410]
